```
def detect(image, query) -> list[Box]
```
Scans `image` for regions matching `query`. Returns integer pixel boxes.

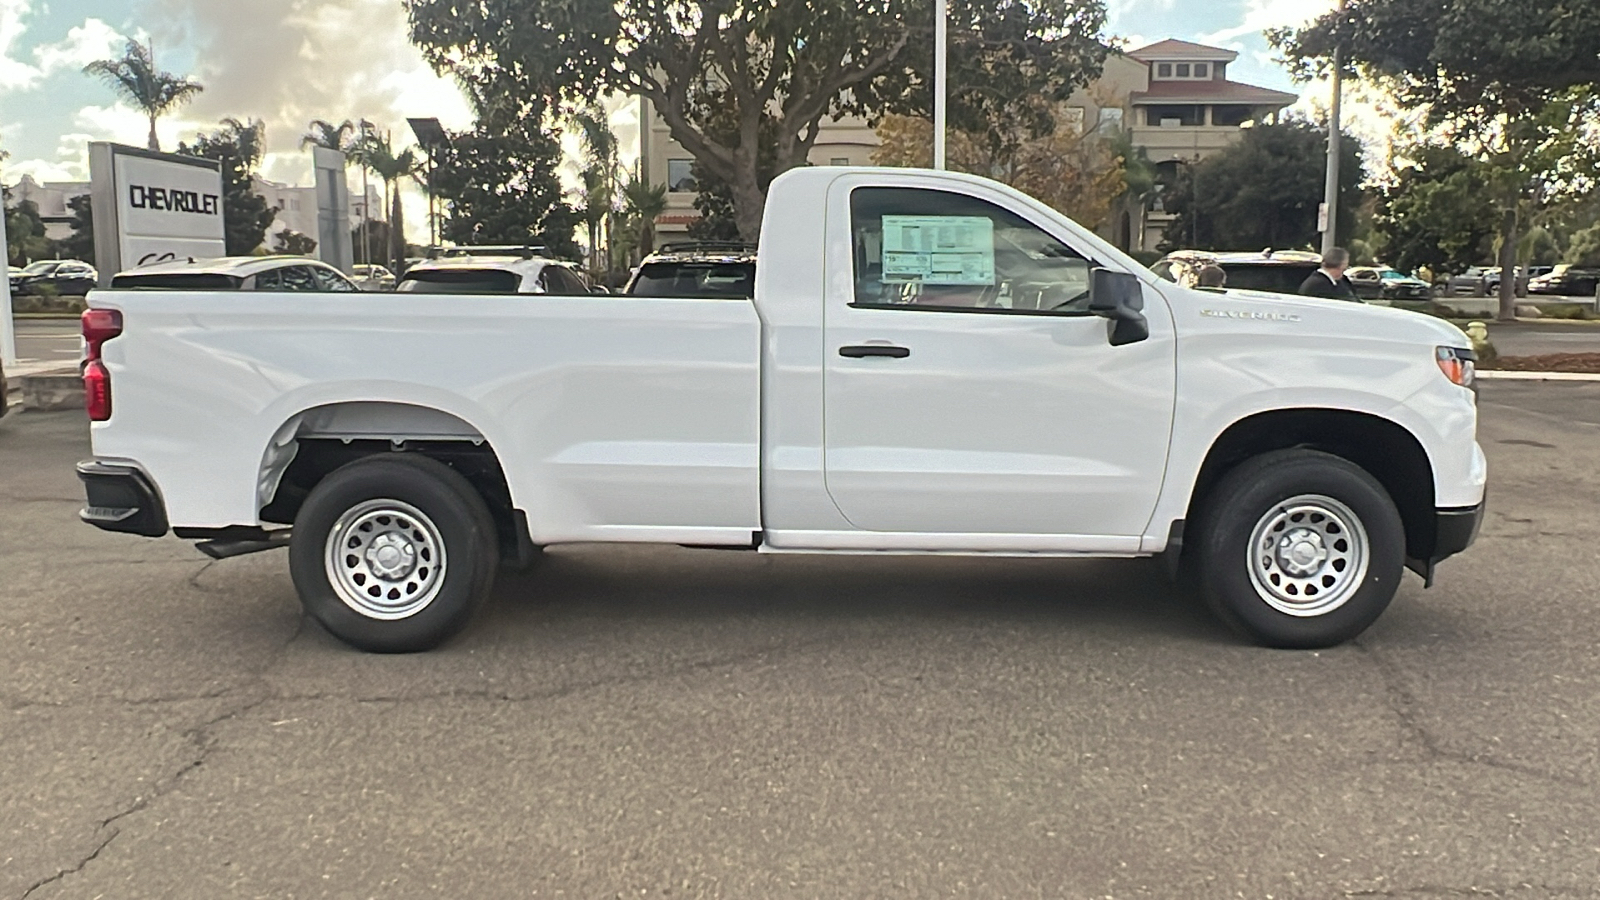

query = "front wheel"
[289,454,498,652]
[1193,450,1405,649]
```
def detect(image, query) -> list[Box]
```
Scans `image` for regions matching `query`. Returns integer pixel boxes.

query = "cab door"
[821,182,1176,542]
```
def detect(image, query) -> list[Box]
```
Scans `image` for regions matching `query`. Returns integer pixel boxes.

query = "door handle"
[839,345,911,359]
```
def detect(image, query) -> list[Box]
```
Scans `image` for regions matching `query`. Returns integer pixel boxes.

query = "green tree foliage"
[620,174,668,260]
[1566,223,1600,265]
[1376,143,1498,275]
[1157,120,1364,252]
[83,40,203,152]
[302,119,356,152]
[351,132,423,275]
[407,0,1111,240]
[428,98,580,261]
[61,194,95,264]
[272,229,318,256]
[352,219,393,265]
[5,199,54,266]
[1274,0,1600,319]
[179,119,276,255]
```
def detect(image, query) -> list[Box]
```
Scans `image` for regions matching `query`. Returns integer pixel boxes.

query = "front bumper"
[1408,500,1485,586]
[77,460,169,537]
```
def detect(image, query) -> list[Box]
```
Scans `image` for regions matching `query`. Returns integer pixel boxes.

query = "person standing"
[1298,247,1359,300]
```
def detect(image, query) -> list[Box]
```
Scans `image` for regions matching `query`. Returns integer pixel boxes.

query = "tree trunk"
[730,171,767,244]
[147,115,160,152]
[1496,207,1519,322]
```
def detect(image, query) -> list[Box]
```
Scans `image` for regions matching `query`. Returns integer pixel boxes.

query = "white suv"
[397,248,595,294]
[109,256,360,292]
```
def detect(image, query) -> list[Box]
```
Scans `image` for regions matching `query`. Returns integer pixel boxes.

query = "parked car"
[397,248,595,294]
[1348,266,1432,301]
[1445,267,1493,297]
[77,166,1484,654]
[109,256,360,292]
[351,264,396,291]
[1150,249,1326,296]
[624,242,758,298]
[11,259,98,296]
[1528,264,1600,297]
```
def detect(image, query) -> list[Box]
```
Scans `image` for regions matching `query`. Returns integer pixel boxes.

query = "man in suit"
[1298,247,1359,300]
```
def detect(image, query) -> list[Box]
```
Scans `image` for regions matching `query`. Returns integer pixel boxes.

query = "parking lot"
[2,384,1598,899]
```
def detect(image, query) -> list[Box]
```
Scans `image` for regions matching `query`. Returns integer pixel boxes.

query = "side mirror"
[1088,268,1149,346]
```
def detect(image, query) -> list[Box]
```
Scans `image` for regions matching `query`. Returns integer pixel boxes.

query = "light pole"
[933,0,947,169]
[0,200,15,368]
[358,119,373,266]
[1320,0,1349,258]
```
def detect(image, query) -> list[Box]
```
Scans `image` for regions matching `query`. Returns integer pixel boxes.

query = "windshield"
[397,268,522,293]
[111,272,243,290]
[1218,263,1319,295]
[1379,270,1408,280]
[628,261,755,298]
[21,261,60,275]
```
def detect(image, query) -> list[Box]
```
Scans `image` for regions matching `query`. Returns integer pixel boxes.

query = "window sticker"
[880,215,995,286]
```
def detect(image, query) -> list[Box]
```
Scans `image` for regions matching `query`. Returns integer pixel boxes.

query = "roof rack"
[427,244,549,260]
[655,241,757,255]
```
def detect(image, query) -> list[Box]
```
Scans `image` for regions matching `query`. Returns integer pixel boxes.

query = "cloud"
[144,0,473,180]
[0,0,42,91]
[1200,0,1336,44]
[34,18,126,76]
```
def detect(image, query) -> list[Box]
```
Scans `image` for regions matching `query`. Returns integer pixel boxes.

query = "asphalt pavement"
[6,319,81,378]
[2,387,1599,899]
[1486,322,1600,357]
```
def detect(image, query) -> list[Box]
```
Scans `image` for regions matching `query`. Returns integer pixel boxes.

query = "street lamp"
[934,0,948,170]
[1320,0,1349,258]
[407,117,450,249]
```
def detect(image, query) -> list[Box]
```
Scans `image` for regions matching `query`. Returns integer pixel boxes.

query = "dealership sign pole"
[0,201,15,368]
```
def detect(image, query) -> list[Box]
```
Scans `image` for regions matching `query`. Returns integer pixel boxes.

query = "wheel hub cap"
[324,499,447,621]
[1246,494,1370,618]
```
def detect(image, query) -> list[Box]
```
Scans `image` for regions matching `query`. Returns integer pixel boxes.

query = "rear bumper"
[77,460,168,537]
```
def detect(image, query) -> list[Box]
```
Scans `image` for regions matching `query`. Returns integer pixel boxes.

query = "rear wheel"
[1194,450,1404,649]
[289,454,497,652]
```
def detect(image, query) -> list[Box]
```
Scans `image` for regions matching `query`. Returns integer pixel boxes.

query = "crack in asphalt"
[1342,884,1593,897]
[8,614,306,900]
[1354,641,1590,789]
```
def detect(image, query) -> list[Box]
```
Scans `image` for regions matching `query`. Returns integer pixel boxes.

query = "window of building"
[1148,105,1205,126]
[830,157,851,166]
[1212,105,1255,127]
[1156,63,1172,78]
[1098,108,1124,132]
[848,187,1095,314]
[1194,63,1210,79]
[667,159,695,193]
[1063,106,1086,136]
[1175,63,1191,77]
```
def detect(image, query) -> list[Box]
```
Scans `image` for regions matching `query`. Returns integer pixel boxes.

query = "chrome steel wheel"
[324,499,448,620]
[1246,494,1369,618]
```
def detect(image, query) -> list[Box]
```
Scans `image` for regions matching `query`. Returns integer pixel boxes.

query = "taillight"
[85,360,112,421]
[82,309,123,421]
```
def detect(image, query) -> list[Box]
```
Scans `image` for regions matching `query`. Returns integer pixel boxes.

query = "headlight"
[1436,346,1476,389]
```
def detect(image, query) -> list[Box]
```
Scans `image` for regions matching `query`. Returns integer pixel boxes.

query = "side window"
[849,187,1094,314]
[543,266,587,295]
[254,268,283,291]
[280,266,320,292]
[311,266,358,292]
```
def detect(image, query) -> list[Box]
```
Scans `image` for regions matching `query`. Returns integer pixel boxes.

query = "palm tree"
[622,173,668,260]
[301,119,355,152]
[569,105,623,273]
[83,40,203,152]
[352,133,422,276]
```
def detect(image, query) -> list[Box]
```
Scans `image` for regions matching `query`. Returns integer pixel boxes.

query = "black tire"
[289,454,498,653]
[1193,449,1404,649]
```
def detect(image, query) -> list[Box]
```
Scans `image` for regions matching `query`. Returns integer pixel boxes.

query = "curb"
[1478,370,1600,382]
[11,312,84,319]
[17,368,84,411]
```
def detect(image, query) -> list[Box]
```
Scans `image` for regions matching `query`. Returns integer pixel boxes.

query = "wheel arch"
[255,400,533,564]
[1186,408,1438,565]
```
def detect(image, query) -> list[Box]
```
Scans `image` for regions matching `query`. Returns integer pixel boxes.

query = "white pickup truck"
[76,168,1486,653]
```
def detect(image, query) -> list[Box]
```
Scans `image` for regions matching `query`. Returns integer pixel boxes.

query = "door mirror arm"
[1088,268,1150,347]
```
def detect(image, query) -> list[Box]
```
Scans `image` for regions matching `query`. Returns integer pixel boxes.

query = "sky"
[0,0,1348,240]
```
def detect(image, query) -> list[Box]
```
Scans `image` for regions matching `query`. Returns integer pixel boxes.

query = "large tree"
[1377,143,1499,277]
[179,119,277,255]
[428,95,581,260]
[1274,0,1600,319]
[1155,119,1364,253]
[61,194,95,264]
[83,40,203,152]
[407,0,1112,240]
